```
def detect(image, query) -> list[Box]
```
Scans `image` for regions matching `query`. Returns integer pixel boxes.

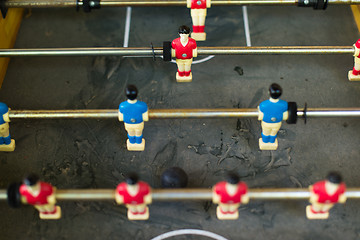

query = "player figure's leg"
[0,122,15,151]
[349,55,360,81]
[261,121,272,143]
[134,122,145,144]
[306,202,330,219]
[184,59,193,77]
[125,123,145,151]
[176,59,193,82]
[268,122,282,143]
[191,9,207,41]
[176,59,186,80]
[259,122,281,150]
[191,9,200,33]
[125,124,136,144]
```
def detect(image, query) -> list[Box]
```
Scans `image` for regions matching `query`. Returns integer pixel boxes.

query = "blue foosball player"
[258,84,288,150]
[0,102,15,151]
[118,85,149,151]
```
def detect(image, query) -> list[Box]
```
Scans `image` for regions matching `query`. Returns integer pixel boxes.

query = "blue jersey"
[259,99,288,123]
[0,102,9,125]
[119,100,148,124]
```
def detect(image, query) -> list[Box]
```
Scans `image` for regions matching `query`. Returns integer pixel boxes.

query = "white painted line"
[242,6,252,47]
[151,229,229,240]
[170,55,215,65]
[123,7,132,48]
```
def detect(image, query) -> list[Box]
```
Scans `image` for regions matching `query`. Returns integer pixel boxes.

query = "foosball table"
[0,1,359,239]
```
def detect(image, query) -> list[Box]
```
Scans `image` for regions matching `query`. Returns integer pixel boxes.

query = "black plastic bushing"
[287,102,298,124]
[7,182,22,208]
[163,41,172,62]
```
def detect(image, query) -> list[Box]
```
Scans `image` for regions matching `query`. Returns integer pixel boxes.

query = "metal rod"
[8,108,360,119]
[1,188,360,201]
[4,0,360,8]
[0,46,354,57]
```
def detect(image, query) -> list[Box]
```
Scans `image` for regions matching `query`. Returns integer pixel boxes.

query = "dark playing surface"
[0,5,359,240]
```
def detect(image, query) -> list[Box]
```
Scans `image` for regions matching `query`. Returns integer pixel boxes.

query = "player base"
[127,139,145,151]
[128,207,149,220]
[39,206,62,220]
[348,70,360,81]
[306,205,329,219]
[259,138,278,150]
[176,72,192,82]
[216,206,239,220]
[191,32,206,41]
[0,139,15,152]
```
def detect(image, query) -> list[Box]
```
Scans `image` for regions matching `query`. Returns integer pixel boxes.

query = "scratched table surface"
[0,5,359,240]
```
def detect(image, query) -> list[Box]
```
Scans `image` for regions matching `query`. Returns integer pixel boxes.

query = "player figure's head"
[126,85,138,101]
[126,173,139,185]
[226,172,240,185]
[0,102,9,115]
[23,174,40,191]
[178,25,191,37]
[269,83,282,99]
[326,172,343,185]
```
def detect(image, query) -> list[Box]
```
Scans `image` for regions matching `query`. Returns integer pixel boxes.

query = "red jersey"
[191,0,207,9]
[116,181,150,205]
[355,39,360,58]
[19,182,54,205]
[214,181,248,204]
[355,39,360,48]
[171,37,197,60]
[312,180,346,204]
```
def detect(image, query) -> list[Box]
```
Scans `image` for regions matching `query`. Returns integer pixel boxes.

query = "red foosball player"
[171,25,197,82]
[115,173,152,220]
[187,0,211,41]
[212,173,249,220]
[348,39,360,81]
[19,174,61,220]
[306,172,346,219]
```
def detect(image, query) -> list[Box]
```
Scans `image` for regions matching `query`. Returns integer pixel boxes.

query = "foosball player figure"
[171,25,197,82]
[348,38,360,81]
[212,172,249,220]
[187,0,211,41]
[258,83,288,150]
[0,102,15,151]
[19,174,61,219]
[306,172,346,220]
[119,85,149,151]
[115,173,152,220]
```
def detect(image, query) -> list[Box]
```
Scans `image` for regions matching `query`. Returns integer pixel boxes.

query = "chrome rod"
[0,46,354,57]
[8,108,360,119]
[0,188,360,201]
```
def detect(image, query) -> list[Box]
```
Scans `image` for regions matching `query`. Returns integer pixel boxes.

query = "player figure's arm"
[144,193,152,204]
[118,111,124,122]
[283,110,289,121]
[241,193,249,204]
[115,192,124,204]
[142,110,149,122]
[47,193,56,205]
[308,186,319,204]
[193,47,198,58]
[354,43,360,57]
[212,190,220,204]
[187,0,191,8]
[21,195,28,204]
[258,106,264,121]
[338,193,347,204]
[207,0,211,8]
[171,48,176,58]
[3,110,10,123]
